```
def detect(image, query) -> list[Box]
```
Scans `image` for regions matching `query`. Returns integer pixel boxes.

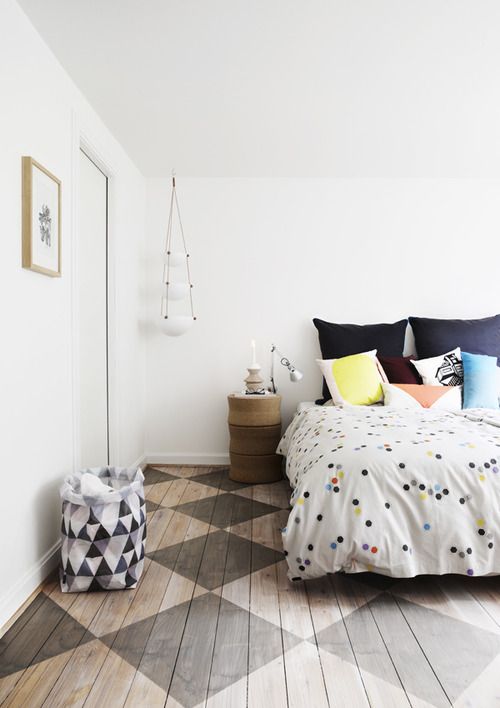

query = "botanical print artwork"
[22,156,61,276]
[435,352,464,386]
[278,404,500,580]
[31,165,59,273]
[38,203,52,246]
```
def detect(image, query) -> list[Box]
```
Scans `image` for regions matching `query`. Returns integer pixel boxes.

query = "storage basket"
[59,466,146,592]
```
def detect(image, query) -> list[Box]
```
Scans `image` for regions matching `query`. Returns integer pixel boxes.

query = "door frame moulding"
[70,110,118,473]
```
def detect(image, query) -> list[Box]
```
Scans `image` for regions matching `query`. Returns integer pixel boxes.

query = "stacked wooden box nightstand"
[227,393,283,483]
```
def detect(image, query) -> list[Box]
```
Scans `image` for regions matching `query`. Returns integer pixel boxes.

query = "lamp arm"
[270,344,302,393]
[273,346,297,372]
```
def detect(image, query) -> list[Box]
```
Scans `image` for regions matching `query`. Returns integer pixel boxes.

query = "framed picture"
[22,156,61,277]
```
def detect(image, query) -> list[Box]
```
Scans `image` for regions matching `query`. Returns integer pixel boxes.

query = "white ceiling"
[17,0,500,177]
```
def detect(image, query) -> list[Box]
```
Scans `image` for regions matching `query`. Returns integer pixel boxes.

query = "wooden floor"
[1,465,500,708]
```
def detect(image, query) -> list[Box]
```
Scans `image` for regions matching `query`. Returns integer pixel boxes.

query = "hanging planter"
[160,173,196,336]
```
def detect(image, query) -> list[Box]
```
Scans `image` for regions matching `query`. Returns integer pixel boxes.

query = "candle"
[251,339,256,366]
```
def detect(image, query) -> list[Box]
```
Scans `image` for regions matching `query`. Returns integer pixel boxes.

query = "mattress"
[278,404,500,580]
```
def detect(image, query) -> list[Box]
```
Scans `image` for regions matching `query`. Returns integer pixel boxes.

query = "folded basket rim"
[60,466,144,506]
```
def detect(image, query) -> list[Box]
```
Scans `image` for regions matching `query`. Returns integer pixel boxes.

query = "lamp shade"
[289,368,303,382]
[161,316,194,336]
[167,283,190,300]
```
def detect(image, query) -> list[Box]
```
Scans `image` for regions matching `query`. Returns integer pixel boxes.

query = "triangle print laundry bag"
[59,467,146,592]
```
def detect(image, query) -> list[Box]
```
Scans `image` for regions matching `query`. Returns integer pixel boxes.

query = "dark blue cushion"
[409,315,500,365]
[313,318,408,402]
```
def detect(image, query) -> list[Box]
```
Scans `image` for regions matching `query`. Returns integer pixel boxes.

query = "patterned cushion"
[411,348,463,386]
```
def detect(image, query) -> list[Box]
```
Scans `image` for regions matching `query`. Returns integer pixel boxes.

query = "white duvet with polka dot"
[278,405,500,580]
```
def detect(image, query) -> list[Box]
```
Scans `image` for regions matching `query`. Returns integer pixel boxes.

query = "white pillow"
[411,347,463,386]
[382,383,462,411]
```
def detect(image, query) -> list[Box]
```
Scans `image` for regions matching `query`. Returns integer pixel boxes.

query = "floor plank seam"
[0,593,54,701]
[0,577,53,644]
[437,576,500,636]
[159,472,223,705]
[304,582,331,708]
[38,591,109,707]
[118,474,195,708]
[203,484,248,707]
[363,588,413,707]
[278,487,292,708]
[245,487,253,708]
[163,476,225,705]
[389,591,453,707]
[328,575,373,708]
[5,583,82,705]
[468,590,500,632]
[274,549,290,708]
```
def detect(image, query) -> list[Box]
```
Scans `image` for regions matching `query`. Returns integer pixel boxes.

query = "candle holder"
[245,365,265,394]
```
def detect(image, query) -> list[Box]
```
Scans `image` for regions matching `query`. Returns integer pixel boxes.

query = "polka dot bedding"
[278,405,500,581]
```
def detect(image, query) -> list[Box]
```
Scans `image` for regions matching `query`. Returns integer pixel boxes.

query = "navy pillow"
[409,315,500,365]
[313,318,408,402]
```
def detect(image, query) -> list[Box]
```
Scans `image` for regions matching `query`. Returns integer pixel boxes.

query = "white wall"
[0,0,146,628]
[145,177,500,460]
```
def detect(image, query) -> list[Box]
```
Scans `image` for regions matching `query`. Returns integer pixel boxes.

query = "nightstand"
[227,394,283,483]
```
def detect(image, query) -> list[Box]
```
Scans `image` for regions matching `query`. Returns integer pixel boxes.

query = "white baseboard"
[146,453,230,466]
[0,539,61,633]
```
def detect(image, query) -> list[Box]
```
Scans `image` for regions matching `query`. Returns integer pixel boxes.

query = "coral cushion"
[394,384,451,407]
[382,383,462,410]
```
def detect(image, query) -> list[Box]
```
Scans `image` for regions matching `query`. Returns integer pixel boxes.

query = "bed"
[278,403,500,580]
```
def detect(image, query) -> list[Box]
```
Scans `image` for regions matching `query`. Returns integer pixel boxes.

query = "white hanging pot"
[166,283,190,300]
[161,315,194,337]
[163,251,186,267]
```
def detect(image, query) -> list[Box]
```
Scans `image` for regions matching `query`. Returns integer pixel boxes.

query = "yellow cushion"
[317,351,384,405]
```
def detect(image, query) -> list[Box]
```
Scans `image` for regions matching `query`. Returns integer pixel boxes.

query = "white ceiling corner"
[17,0,500,178]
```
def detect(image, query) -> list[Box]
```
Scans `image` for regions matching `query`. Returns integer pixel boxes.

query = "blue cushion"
[462,351,499,409]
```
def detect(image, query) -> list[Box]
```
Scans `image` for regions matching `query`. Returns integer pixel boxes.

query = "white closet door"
[78,150,108,468]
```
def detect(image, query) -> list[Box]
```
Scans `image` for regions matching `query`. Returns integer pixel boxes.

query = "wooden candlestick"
[244,365,264,393]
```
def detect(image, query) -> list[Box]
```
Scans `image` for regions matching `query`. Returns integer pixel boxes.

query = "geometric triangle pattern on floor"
[0,594,95,680]
[172,491,281,529]
[100,592,302,706]
[1,464,500,708]
[148,528,281,590]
